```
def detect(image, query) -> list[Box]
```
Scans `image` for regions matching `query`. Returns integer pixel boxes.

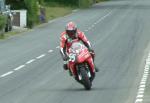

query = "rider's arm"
[60,34,68,61]
[78,31,92,49]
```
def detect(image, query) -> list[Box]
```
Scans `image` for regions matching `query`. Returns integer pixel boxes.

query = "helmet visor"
[66,30,76,38]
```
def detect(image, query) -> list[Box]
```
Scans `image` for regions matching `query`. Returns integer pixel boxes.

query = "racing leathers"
[60,30,98,72]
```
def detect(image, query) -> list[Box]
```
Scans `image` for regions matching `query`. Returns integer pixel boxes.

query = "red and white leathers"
[60,29,93,61]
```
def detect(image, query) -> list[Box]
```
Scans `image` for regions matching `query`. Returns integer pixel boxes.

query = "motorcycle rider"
[60,22,99,74]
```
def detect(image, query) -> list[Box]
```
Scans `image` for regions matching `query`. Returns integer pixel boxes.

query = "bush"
[0,15,6,29]
[7,0,40,28]
[44,0,78,6]
[24,0,39,28]
[95,0,110,3]
[0,15,6,37]
[79,0,93,8]
[6,0,26,10]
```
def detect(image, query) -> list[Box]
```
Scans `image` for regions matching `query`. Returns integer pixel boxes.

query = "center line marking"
[36,54,46,59]
[91,25,95,28]
[48,50,53,53]
[98,11,112,22]
[56,46,60,49]
[26,59,35,64]
[0,71,14,78]
[14,65,25,71]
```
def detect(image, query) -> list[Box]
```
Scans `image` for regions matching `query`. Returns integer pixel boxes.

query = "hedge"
[6,0,40,28]
[6,0,95,28]
[79,0,93,8]
[24,0,39,28]
[0,15,6,37]
[0,15,6,29]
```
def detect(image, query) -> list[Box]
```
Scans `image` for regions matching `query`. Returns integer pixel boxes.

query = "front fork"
[76,63,95,82]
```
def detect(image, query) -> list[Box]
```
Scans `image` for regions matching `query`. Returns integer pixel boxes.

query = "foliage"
[0,15,6,38]
[79,0,93,8]
[24,0,39,28]
[45,6,72,20]
[5,0,98,28]
[95,0,110,3]
[6,0,26,10]
[44,0,78,6]
[6,0,40,28]
[0,15,6,29]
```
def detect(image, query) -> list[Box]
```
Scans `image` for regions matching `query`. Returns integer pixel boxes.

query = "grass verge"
[45,6,73,21]
[0,29,28,40]
[96,0,110,3]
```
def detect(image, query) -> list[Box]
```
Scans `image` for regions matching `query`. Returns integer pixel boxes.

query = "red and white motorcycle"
[67,40,96,90]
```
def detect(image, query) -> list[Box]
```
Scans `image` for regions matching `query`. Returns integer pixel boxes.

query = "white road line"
[144,71,149,74]
[94,22,97,25]
[91,25,95,28]
[36,54,46,59]
[143,73,149,76]
[137,94,144,98]
[88,27,92,30]
[0,71,14,78]
[135,99,143,103]
[98,11,112,23]
[48,50,53,53]
[144,68,149,72]
[139,85,146,88]
[135,52,150,103]
[56,46,60,49]
[84,11,113,32]
[139,88,145,91]
[26,59,35,64]
[14,65,25,71]
[140,81,146,85]
[146,62,150,65]
[138,91,144,94]
[145,66,149,70]
[141,78,147,82]
[142,75,148,78]
[138,90,145,95]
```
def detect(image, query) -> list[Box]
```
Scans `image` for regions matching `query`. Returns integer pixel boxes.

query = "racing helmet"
[66,22,77,39]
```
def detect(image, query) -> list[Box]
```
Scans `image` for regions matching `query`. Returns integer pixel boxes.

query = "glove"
[63,55,69,61]
[88,48,94,53]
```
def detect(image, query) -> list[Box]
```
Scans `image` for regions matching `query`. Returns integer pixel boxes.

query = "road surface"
[0,0,150,103]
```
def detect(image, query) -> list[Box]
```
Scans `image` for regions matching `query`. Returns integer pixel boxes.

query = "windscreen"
[70,42,84,54]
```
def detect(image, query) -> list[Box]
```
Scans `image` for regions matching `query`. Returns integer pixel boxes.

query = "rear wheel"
[80,67,92,90]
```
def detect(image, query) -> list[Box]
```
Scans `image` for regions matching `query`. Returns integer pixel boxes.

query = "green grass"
[96,0,110,3]
[45,6,72,20]
[0,31,20,39]
[0,29,28,40]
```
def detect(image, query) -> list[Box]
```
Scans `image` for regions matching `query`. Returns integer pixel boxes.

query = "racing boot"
[94,63,99,72]
[63,64,68,70]
[68,69,73,76]
[95,66,99,72]
[63,63,73,76]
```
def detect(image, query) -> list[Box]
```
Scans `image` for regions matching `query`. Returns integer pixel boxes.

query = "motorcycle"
[67,40,95,90]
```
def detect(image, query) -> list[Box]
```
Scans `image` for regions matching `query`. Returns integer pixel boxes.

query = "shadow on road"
[47,87,103,92]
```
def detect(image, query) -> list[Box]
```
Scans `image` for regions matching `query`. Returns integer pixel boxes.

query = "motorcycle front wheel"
[80,67,92,90]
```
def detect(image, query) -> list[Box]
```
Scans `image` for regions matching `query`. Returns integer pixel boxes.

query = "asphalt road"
[0,0,150,103]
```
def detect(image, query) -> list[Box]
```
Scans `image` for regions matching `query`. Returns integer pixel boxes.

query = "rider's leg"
[63,61,73,76]
[91,52,99,72]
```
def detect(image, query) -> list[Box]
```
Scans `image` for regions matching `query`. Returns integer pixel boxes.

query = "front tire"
[80,67,92,90]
